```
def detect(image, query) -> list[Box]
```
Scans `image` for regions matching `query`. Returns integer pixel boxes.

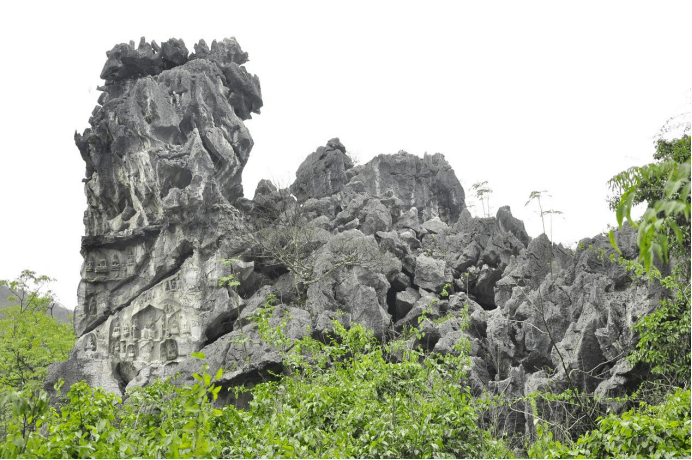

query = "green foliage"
[0,271,75,393]
[528,389,691,459]
[628,265,691,387]
[253,294,291,351]
[1,356,227,458]
[472,181,493,217]
[0,300,510,458]
[217,258,241,289]
[527,422,566,459]
[440,282,452,298]
[606,132,691,388]
[608,135,691,272]
[217,319,500,458]
[0,307,75,394]
[0,271,76,449]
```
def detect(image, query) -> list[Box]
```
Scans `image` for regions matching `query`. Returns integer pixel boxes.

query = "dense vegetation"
[0,132,689,458]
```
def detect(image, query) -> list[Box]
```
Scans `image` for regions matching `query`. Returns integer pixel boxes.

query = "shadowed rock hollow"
[48,38,661,435]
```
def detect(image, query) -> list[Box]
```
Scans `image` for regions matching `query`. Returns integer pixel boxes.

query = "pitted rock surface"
[47,37,262,396]
[291,138,353,201]
[348,152,466,224]
[49,38,663,436]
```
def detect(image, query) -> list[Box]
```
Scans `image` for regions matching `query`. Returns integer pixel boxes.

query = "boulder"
[359,199,392,235]
[421,216,449,234]
[395,287,420,320]
[291,138,353,201]
[349,152,466,223]
[414,255,447,293]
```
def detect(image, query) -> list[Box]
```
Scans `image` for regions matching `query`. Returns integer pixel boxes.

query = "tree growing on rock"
[472,181,493,217]
[242,182,388,299]
[525,190,563,242]
[608,124,691,388]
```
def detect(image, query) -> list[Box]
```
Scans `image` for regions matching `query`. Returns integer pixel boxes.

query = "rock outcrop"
[49,38,661,437]
[47,37,262,395]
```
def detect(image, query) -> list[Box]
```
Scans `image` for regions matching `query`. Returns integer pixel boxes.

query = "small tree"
[608,125,691,388]
[242,183,387,297]
[525,190,564,242]
[472,181,493,217]
[608,134,691,274]
[0,271,75,393]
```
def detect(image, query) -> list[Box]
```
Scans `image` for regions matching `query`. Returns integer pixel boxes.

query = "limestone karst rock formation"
[48,38,661,436]
[47,37,262,394]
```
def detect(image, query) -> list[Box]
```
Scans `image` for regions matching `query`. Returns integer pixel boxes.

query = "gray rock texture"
[49,38,663,439]
[291,138,353,201]
[349,152,466,224]
[48,37,262,395]
[414,255,447,293]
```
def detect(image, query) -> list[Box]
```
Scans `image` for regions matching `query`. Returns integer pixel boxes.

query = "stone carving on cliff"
[47,37,661,439]
[46,36,262,395]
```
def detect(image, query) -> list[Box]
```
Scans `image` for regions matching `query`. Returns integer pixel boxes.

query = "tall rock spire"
[49,37,262,395]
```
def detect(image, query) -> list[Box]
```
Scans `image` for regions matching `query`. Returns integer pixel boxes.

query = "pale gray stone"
[414,255,447,292]
[291,138,353,202]
[50,38,664,433]
[421,216,449,234]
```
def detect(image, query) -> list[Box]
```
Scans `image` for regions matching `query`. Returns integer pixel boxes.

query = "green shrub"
[527,389,691,459]
[0,309,510,458]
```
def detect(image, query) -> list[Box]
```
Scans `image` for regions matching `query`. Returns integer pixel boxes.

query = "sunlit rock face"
[47,37,262,395]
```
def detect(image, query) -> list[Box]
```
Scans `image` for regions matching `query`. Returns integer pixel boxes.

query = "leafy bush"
[608,132,691,388]
[216,320,505,458]
[0,300,510,458]
[528,389,691,458]
[1,361,227,458]
[0,271,75,393]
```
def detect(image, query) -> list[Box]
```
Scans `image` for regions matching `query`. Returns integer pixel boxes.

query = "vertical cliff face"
[76,37,261,238]
[50,37,262,395]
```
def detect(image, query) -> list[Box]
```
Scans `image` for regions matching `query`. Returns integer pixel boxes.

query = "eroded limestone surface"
[48,37,260,394]
[49,38,662,438]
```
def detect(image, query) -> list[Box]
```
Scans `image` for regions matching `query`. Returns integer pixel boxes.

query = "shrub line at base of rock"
[45,37,676,445]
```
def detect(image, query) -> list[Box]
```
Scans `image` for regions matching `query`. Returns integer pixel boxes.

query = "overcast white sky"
[0,1,690,309]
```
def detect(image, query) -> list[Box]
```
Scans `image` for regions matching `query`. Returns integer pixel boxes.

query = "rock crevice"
[49,39,660,439]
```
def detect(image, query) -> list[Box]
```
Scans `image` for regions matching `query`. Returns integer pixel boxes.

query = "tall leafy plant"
[608,130,691,388]
[0,271,75,393]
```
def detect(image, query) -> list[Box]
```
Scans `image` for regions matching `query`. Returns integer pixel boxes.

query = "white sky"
[0,1,690,309]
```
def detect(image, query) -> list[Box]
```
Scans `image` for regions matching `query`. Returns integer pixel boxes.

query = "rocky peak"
[49,41,661,436]
[49,37,263,395]
[291,141,466,225]
[76,37,262,238]
[290,138,354,201]
[348,151,466,224]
